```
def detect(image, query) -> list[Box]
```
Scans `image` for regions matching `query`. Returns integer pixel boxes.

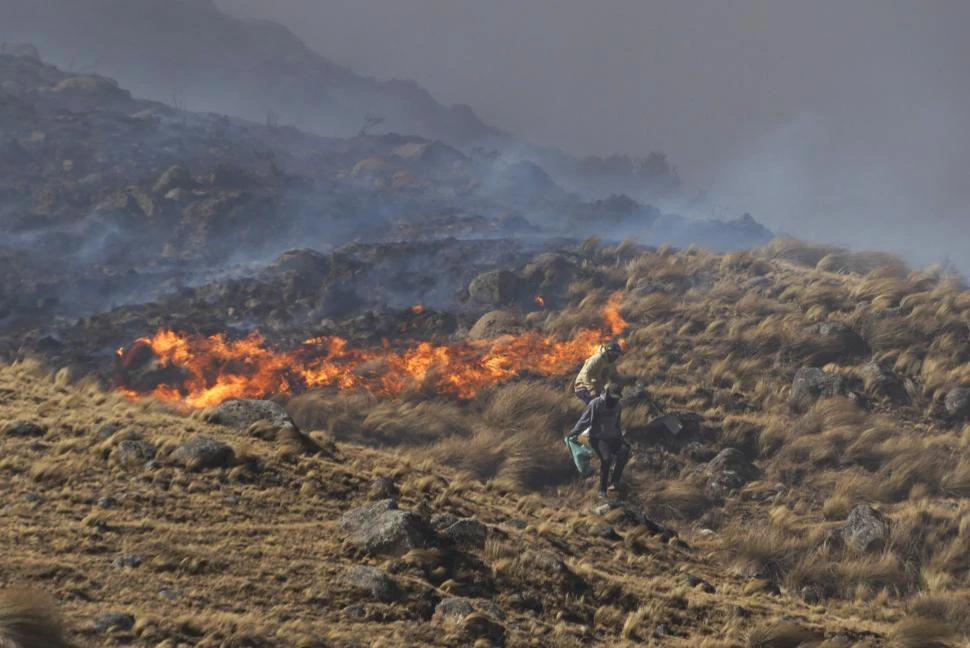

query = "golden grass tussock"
[0,590,68,648]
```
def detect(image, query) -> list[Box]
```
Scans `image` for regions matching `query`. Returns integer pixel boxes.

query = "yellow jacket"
[574,346,620,395]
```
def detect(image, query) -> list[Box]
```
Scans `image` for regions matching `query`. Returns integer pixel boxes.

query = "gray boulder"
[171,436,234,471]
[343,566,398,602]
[434,597,474,621]
[340,499,430,556]
[92,613,135,634]
[808,322,869,358]
[860,362,909,405]
[439,518,488,549]
[468,269,520,306]
[699,448,760,498]
[2,420,46,437]
[113,439,157,468]
[837,505,890,552]
[944,388,970,421]
[203,398,294,432]
[791,367,849,410]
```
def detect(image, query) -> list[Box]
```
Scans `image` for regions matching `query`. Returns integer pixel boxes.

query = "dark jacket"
[570,394,623,441]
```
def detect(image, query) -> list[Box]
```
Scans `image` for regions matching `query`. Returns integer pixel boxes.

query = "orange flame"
[534,295,545,307]
[118,293,628,408]
[410,304,425,314]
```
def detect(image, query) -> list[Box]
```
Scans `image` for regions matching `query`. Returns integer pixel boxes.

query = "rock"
[533,551,568,575]
[434,597,474,621]
[340,499,430,556]
[805,321,870,362]
[468,310,523,340]
[203,398,295,432]
[800,585,823,605]
[790,367,849,410]
[343,566,398,602]
[860,362,909,405]
[171,436,234,471]
[475,599,507,621]
[96,423,122,440]
[468,269,520,306]
[92,612,135,634]
[112,554,143,569]
[113,439,157,468]
[430,513,460,530]
[593,503,612,516]
[699,448,760,498]
[23,492,40,504]
[152,165,194,195]
[460,612,506,643]
[588,523,621,540]
[944,388,970,421]
[97,496,117,509]
[838,505,890,552]
[369,476,400,500]
[684,574,716,593]
[439,518,488,549]
[342,604,366,620]
[2,420,46,437]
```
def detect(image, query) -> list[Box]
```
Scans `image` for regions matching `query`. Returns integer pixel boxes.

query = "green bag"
[564,435,594,476]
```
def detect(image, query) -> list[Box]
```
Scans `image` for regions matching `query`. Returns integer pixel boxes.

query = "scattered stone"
[460,612,506,643]
[97,496,118,509]
[684,574,716,593]
[113,439,157,468]
[203,399,294,432]
[96,423,122,440]
[800,585,823,605]
[434,597,474,621]
[171,436,234,471]
[588,523,621,541]
[806,321,870,362]
[23,491,40,504]
[475,599,507,621]
[340,499,429,556]
[533,551,568,575]
[343,566,398,602]
[790,367,850,410]
[733,605,751,618]
[468,269,520,306]
[468,310,523,340]
[698,448,761,498]
[2,420,46,437]
[594,503,612,516]
[342,604,366,620]
[860,362,910,405]
[369,476,399,500]
[837,505,890,552]
[439,518,488,549]
[508,519,527,530]
[112,554,143,569]
[159,589,180,602]
[92,613,135,634]
[944,388,970,421]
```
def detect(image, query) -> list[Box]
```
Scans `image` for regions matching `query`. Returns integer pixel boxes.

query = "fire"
[118,293,628,408]
[410,304,425,314]
[534,295,545,307]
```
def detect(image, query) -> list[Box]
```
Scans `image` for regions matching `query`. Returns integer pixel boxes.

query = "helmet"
[604,341,623,358]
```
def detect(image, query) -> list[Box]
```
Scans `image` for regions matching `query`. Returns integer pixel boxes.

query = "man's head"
[604,341,623,362]
[603,382,623,406]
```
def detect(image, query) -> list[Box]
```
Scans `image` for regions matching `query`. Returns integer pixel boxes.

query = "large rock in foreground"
[837,505,890,552]
[204,399,295,432]
[944,388,970,421]
[790,367,850,411]
[698,448,761,498]
[340,500,430,556]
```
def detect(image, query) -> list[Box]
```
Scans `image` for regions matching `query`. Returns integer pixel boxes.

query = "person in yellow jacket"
[574,341,625,405]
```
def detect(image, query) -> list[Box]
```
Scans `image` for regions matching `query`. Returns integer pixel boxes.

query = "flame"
[118,293,628,408]
[410,304,425,314]
[534,295,545,307]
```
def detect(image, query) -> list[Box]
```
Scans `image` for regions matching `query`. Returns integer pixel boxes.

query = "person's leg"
[610,441,631,488]
[594,438,615,495]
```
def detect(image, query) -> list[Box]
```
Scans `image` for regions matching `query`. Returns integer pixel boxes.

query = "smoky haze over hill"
[1,0,968,270]
[218,0,970,270]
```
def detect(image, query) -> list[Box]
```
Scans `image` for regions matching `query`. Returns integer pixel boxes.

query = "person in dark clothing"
[569,382,630,498]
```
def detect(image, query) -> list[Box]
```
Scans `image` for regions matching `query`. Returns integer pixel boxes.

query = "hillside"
[0,0,683,200]
[4,239,970,646]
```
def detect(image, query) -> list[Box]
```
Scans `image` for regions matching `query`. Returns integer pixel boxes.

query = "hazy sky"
[220,1,969,263]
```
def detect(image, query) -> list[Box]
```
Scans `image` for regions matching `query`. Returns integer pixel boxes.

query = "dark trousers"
[575,389,595,405]
[591,436,630,492]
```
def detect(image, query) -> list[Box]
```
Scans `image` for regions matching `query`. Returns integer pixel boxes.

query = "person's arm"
[569,404,593,437]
